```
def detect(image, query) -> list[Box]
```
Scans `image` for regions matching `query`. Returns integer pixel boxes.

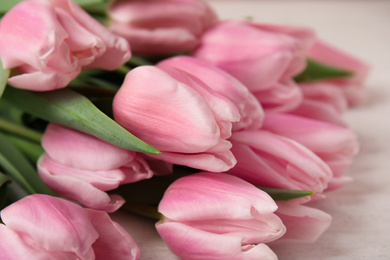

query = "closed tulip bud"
[227,130,333,202]
[262,113,358,190]
[113,65,238,172]
[0,194,140,259]
[193,20,314,92]
[107,0,218,55]
[38,123,153,212]
[0,0,131,91]
[157,56,264,131]
[156,172,286,260]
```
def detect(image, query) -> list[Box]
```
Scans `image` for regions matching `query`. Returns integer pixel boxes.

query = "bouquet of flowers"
[0,0,369,259]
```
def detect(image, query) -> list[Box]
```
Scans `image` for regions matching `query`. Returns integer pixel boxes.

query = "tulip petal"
[1,194,98,257]
[113,66,222,153]
[38,157,125,212]
[158,172,278,221]
[272,202,332,244]
[157,222,278,260]
[87,209,141,260]
[42,123,138,171]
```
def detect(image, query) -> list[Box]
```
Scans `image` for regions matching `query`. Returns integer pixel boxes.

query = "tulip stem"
[0,118,42,143]
[122,203,162,221]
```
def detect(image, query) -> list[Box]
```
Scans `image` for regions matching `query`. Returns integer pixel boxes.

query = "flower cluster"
[0,0,368,259]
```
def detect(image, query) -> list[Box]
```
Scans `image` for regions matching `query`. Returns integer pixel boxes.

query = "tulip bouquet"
[0,0,369,259]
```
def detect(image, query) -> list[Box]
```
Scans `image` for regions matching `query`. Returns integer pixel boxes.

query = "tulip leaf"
[0,59,10,98]
[259,186,313,201]
[2,87,160,154]
[5,134,45,163]
[0,132,54,195]
[294,58,353,83]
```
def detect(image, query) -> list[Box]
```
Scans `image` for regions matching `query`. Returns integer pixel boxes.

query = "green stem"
[0,118,42,143]
[128,55,153,67]
[115,65,132,76]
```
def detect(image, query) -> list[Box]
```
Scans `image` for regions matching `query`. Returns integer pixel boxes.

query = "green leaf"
[0,0,105,13]
[294,58,353,83]
[0,59,10,98]
[258,186,314,201]
[0,132,54,195]
[2,87,160,154]
[0,0,22,13]
[6,134,44,163]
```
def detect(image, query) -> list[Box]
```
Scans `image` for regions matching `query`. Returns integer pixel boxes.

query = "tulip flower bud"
[157,56,264,131]
[113,65,239,172]
[156,172,286,260]
[38,123,153,212]
[107,0,218,55]
[227,130,333,202]
[0,194,140,259]
[0,0,131,91]
[262,113,359,190]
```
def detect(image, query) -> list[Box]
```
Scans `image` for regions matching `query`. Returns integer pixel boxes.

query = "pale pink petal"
[157,56,264,131]
[53,0,131,69]
[87,209,140,260]
[157,222,278,260]
[113,66,222,153]
[253,80,303,113]
[193,20,299,91]
[1,194,98,257]
[158,172,278,221]
[272,202,332,244]
[0,0,67,70]
[42,124,137,171]
[38,157,125,212]
[228,130,333,193]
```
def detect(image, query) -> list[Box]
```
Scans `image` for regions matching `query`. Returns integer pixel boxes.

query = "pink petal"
[1,194,98,257]
[158,172,278,221]
[42,123,137,171]
[272,202,332,244]
[156,221,278,260]
[113,66,222,153]
[38,156,125,212]
[87,209,140,260]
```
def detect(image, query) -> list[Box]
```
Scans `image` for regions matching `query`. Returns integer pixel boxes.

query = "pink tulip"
[192,21,315,113]
[299,82,348,114]
[37,123,153,212]
[113,65,238,172]
[192,20,315,92]
[271,202,332,244]
[0,0,131,91]
[156,172,286,260]
[107,0,217,55]
[157,56,264,131]
[0,194,140,259]
[305,40,370,106]
[289,99,348,127]
[252,79,303,113]
[227,130,333,202]
[262,113,358,190]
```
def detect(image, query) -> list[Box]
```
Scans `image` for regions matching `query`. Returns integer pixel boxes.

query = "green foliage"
[294,58,353,83]
[259,186,313,201]
[0,60,10,98]
[2,87,160,154]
